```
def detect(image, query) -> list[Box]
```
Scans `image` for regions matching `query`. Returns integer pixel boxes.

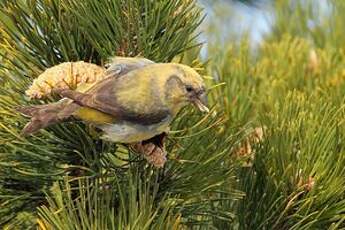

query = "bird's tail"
[17,100,79,135]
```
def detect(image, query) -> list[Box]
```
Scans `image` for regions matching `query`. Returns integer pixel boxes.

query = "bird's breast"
[97,116,171,143]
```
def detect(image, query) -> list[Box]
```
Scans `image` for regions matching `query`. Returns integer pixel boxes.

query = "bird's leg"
[130,132,167,168]
[142,132,167,148]
[131,142,156,156]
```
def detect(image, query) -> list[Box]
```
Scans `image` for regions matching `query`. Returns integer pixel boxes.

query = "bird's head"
[164,64,209,115]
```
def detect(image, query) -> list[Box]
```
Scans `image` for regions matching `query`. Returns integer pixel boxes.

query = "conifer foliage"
[2,0,345,229]
[0,0,238,229]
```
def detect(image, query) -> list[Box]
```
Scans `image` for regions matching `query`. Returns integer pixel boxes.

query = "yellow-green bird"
[18,59,209,144]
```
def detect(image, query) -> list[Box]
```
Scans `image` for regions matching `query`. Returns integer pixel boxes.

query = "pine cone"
[26,62,105,99]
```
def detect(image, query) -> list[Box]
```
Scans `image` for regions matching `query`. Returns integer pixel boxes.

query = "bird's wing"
[72,58,155,93]
[104,57,155,79]
[54,77,171,126]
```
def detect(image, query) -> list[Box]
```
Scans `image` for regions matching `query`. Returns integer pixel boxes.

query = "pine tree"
[3,0,345,229]
[0,0,240,228]
[205,0,345,229]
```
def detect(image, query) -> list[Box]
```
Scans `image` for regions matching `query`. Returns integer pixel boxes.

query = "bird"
[17,60,209,145]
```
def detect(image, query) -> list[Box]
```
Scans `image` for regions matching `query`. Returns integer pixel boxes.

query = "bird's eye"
[185,85,193,92]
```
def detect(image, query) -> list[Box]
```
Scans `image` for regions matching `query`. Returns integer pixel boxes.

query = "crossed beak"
[192,91,209,113]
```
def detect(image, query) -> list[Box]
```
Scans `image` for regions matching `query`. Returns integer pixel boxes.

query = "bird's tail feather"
[17,101,79,135]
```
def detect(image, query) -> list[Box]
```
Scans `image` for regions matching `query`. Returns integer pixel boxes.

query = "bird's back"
[86,63,182,118]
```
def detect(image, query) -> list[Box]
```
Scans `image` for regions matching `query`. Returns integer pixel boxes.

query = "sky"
[200,0,273,44]
[197,0,332,57]
[198,0,273,57]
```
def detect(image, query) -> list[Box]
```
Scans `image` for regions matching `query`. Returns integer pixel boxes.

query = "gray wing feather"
[104,57,155,78]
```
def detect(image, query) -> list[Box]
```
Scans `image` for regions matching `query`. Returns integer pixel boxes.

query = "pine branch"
[37,172,181,230]
[0,0,242,228]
